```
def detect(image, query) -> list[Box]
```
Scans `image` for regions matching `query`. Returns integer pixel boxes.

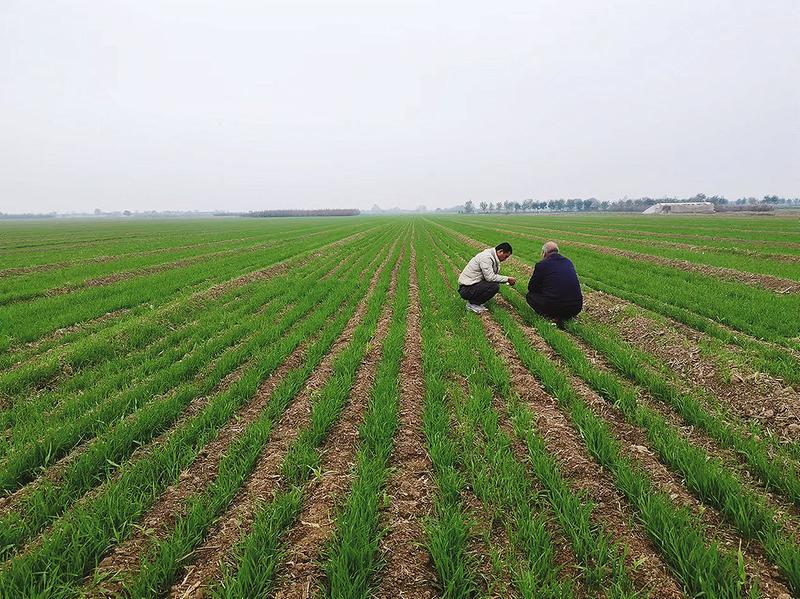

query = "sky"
[1,0,798,213]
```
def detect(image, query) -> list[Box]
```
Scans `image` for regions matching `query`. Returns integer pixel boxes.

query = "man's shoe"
[555,318,565,330]
[466,303,486,313]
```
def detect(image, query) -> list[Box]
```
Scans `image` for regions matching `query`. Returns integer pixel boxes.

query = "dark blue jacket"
[527,253,582,305]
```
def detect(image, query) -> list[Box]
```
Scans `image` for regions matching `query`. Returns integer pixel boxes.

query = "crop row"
[0,226,402,596]
[0,227,393,478]
[0,230,392,580]
[0,218,356,267]
[417,231,641,597]
[428,221,799,595]
[430,218,800,384]
[0,223,378,348]
[0,224,343,306]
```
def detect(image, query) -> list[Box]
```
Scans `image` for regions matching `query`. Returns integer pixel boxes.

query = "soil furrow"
[430,242,678,597]
[374,243,438,599]
[560,324,800,535]
[0,300,292,517]
[433,247,583,596]
[88,345,311,594]
[270,247,404,598]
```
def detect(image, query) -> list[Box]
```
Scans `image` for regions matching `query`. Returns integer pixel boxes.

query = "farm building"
[643,201,715,214]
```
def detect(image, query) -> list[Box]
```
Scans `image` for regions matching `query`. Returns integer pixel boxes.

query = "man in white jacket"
[457,242,516,313]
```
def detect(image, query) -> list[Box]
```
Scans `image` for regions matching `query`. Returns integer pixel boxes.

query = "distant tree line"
[243,209,361,217]
[0,212,56,220]
[462,194,800,214]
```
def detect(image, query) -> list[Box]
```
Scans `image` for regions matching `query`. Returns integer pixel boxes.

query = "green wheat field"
[1,214,799,598]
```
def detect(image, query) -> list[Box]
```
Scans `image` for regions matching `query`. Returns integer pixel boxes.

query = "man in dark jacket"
[526,241,582,328]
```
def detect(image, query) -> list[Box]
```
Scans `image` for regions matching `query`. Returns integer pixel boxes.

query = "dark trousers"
[459,281,500,305]
[526,293,582,319]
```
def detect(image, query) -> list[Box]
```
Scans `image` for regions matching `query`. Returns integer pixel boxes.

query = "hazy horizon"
[2,1,798,214]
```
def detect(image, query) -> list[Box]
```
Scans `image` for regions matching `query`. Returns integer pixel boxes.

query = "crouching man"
[526,241,582,328]
[458,242,516,313]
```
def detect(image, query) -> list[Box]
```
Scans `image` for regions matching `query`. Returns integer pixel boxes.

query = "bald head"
[541,241,559,259]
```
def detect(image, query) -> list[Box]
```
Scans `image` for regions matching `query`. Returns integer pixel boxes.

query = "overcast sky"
[1,1,798,213]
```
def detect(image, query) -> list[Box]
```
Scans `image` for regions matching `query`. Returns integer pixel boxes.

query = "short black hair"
[495,242,513,254]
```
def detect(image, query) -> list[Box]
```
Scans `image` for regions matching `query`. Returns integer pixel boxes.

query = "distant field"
[1,214,799,597]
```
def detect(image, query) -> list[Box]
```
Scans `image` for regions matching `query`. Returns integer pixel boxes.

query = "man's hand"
[507,277,516,286]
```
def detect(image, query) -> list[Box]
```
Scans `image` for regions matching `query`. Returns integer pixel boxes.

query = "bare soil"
[374,243,438,599]
[583,290,800,442]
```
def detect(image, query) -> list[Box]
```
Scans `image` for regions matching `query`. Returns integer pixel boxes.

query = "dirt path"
[373,243,438,598]
[164,242,401,598]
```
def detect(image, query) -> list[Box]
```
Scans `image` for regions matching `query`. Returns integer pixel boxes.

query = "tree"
[488,202,494,212]
[479,201,488,213]
[464,200,475,213]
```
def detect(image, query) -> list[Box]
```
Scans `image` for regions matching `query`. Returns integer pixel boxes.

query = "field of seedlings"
[1,213,799,598]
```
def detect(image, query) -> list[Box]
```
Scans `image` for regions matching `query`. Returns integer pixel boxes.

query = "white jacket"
[458,247,509,285]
